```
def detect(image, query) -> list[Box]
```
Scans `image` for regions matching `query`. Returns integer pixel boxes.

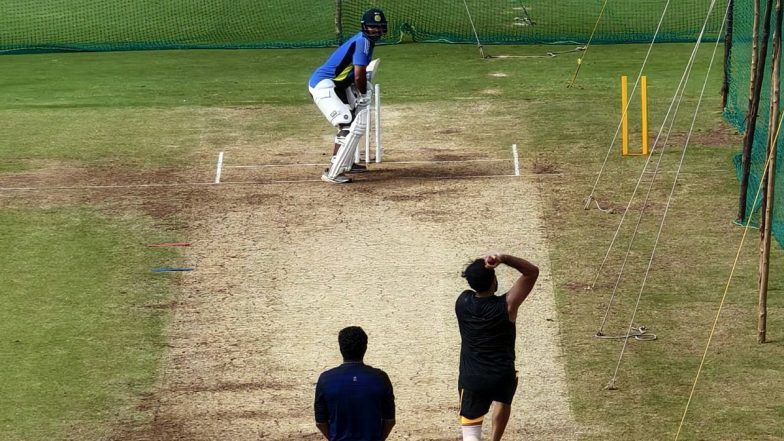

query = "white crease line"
[220,174,521,184]
[215,151,224,184]
[0,182,218,191]
[512,144,520,176]
[227,158,510,169]
[228,162,330,169]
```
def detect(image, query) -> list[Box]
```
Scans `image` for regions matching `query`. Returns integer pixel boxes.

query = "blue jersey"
[309,32,375,89]
[314,362,395,441]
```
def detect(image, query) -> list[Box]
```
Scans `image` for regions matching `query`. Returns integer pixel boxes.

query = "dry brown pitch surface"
[1,103,579,440]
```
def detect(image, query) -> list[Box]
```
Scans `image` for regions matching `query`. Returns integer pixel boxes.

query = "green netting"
[0,0,338,53]
[1,1,725,54]
[724,0,784,248]
[341,0,726,45]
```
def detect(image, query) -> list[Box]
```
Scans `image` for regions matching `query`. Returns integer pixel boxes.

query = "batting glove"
[357,94,372,108]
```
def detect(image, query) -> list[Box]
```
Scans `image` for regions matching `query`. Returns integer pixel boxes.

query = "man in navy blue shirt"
[309,9,387,184]
[314,326,396,441]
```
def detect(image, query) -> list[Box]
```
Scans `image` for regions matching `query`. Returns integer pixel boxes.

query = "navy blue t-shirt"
[314,362,395,441]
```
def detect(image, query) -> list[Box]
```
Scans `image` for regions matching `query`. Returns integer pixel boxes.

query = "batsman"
[308,8,387,184]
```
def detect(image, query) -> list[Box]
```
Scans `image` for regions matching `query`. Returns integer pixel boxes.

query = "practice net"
[724,0,784,247]
[2,0,725,54]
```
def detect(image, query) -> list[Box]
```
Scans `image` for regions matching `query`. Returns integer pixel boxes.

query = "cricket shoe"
[321,170,352,184]
[346,163,368,173]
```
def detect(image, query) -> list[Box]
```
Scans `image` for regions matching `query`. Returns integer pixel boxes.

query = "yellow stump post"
[641,75,648,155]
[621,75,629,156]
[621,75,649,156]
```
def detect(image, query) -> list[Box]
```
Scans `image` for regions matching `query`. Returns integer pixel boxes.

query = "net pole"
[758,0,782,344]
[739,0,774,222]
[335,0,344,45]
[722,0,734,108]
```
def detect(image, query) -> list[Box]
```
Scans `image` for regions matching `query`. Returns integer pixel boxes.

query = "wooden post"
[335,0,344,45]
[759,0,782,344]
[739,0,775,223]
[722,0,734,109]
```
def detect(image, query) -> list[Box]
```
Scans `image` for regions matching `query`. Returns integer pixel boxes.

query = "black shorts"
[459,373,518,420]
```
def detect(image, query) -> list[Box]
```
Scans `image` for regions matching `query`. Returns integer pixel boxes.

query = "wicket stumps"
[621,75,649,156]
[355,83,382,165]
[356,58,382,165]
[364,83,381,164]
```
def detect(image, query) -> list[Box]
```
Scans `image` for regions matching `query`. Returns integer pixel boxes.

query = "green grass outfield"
[0,42,782,440]
[0,208,180,440]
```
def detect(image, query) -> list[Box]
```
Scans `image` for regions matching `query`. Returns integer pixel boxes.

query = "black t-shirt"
[455,290,517,390]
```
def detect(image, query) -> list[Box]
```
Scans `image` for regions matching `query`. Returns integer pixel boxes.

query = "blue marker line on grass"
[152,267,194,272]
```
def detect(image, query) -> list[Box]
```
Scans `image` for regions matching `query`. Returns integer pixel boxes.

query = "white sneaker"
[321,171,352,184]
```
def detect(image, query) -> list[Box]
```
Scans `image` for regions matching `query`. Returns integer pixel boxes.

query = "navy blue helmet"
[361,8,388,42]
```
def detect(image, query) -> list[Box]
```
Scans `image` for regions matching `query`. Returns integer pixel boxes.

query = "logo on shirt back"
[353,376,357,382]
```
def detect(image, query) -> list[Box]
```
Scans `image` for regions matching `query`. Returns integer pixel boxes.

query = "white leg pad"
[309,79,353,127]
[326,107,369,178]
